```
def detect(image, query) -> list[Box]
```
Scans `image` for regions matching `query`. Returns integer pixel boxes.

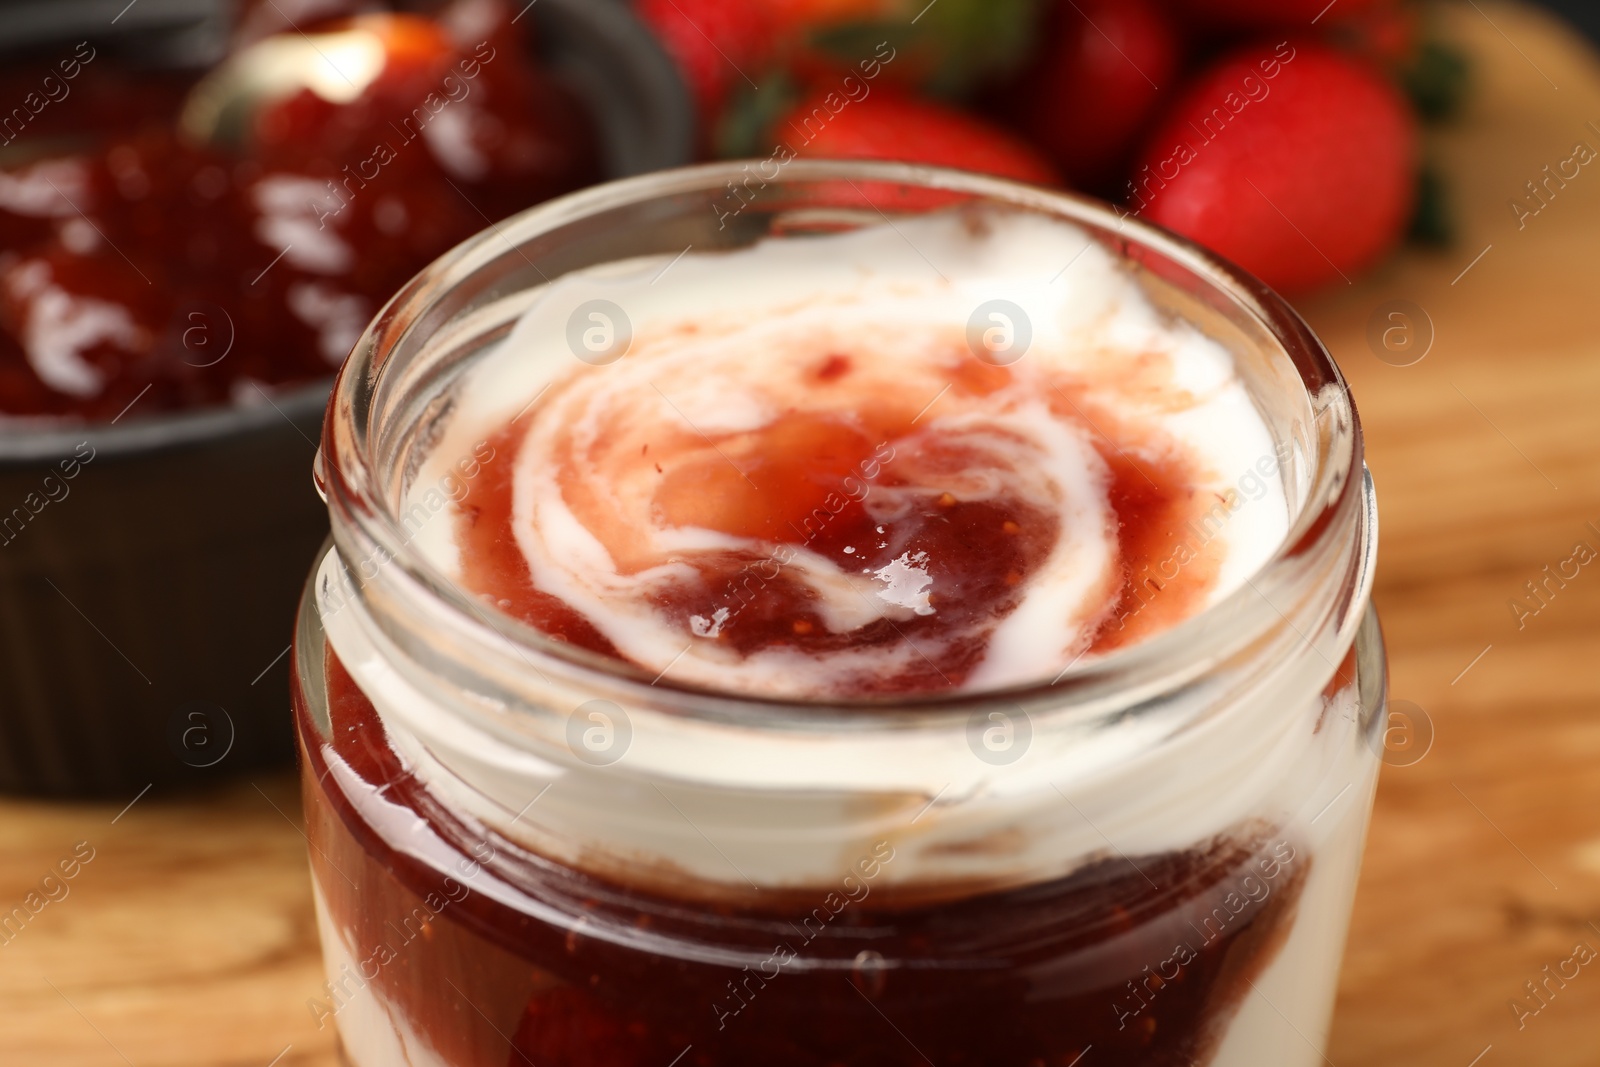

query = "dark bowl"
[0,0,691,796]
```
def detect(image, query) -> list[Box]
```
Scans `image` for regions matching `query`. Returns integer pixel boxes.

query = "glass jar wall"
[294,161,1385,1067]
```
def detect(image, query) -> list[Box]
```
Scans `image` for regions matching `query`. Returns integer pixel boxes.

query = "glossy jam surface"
[0,5,595,421]
[418,211,1288,698]
[456,379,1216,696]
[304,651,1312,1067]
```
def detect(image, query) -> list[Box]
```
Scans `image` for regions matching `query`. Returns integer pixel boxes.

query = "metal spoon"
[178,19,393,151]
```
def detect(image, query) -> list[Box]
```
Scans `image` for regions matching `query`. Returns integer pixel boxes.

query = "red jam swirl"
[453,350,1225,695]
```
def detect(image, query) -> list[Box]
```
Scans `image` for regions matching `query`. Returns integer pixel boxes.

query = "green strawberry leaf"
[716,69,802,158]
[1408,159,1454,247]
[806,0,1045,100]
[914,0,1044,92]
[1401,38,1471,123]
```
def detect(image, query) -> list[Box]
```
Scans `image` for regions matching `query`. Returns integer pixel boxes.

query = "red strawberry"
[1016,0,1182,192]
[635,0,776,132]
[773,89,1059,185]
[1130,40,1416,294]
[1171,0,1388,29]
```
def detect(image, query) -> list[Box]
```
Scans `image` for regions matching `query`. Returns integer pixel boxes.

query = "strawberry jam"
[301,651,1314,1067]
[448,349,1226,698]
[0,3,596,420]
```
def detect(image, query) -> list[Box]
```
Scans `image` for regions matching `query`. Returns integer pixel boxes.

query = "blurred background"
[0,0,1596,1063]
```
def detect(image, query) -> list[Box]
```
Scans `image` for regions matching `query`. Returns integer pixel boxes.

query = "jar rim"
[319,159,1370,725]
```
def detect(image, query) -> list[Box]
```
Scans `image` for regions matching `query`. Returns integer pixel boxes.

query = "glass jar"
[294,161,1384,1067]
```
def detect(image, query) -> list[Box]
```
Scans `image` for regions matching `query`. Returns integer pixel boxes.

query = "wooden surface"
[3,3,1599,1063]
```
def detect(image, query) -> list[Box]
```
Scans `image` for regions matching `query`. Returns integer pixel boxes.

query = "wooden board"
[2,3,1597,1062]
[1313,3,1600,1064]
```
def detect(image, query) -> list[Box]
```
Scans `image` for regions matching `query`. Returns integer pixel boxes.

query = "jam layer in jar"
[302,651,1313,1067]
